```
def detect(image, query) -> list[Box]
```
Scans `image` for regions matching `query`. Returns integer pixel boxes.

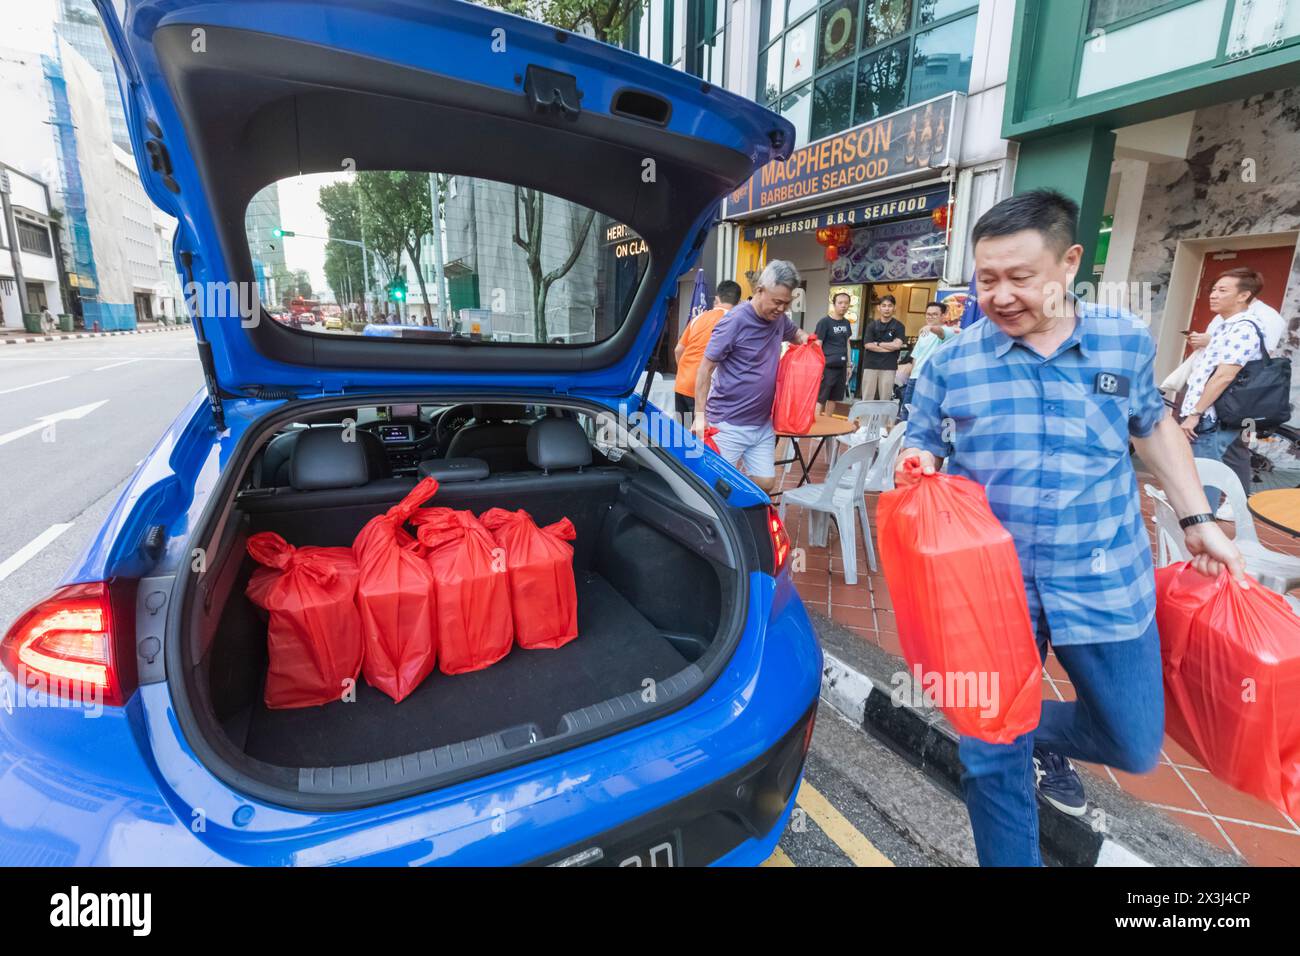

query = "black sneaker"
[1033,747,1087,816]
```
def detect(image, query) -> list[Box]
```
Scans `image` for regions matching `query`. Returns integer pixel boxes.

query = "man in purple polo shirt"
[691,260,812,495]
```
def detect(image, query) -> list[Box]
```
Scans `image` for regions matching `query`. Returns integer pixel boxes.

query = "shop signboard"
[724,92,963,220]
[741,185,949,242]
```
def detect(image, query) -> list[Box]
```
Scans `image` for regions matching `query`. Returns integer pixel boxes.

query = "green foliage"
[477,0,646,44]
[317,181,367,308]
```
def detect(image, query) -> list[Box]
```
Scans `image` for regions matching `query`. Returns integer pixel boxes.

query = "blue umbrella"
[960,274,983,328]
[687,268,709,325]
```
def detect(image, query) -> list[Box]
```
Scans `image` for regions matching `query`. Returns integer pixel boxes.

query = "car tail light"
[0,581,137,708]
[768,506,792,575]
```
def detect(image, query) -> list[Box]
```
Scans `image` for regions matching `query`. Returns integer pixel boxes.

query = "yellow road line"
[761,846,796,867]
[796,781,894,867]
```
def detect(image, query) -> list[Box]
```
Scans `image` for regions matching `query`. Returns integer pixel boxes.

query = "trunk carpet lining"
[238,572,689,768]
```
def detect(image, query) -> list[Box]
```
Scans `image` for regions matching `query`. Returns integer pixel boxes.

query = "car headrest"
[290,427,370,490]
[527,417,592,473]
[472,403,526,422]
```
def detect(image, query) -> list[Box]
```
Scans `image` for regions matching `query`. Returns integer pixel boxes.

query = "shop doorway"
[1183,244,1295,356]
[849,281,938,397]
[134,292,155,324]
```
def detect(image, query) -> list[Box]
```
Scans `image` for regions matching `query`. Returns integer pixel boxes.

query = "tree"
[478,0,645,44]
[512,187,596,342]
[355,171,434,323]
[317,181,368,314]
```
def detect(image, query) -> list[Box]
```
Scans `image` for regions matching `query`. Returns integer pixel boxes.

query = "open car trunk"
[176,401,753,808]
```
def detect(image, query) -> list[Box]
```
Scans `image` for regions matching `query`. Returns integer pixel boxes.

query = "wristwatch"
[1179,512,1216,529]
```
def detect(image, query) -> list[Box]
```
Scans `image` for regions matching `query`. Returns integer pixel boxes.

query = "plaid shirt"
[908,303,1167,646]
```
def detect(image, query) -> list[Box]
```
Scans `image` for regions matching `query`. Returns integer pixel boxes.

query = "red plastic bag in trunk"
[480,508,578,650]
[412,508,513,674]
[877,463,1041,743]
[703,426,721,454]
[772,338,824,434]
[1155,562,1300,818]
[245,532,364,709]
[352,476,440,702]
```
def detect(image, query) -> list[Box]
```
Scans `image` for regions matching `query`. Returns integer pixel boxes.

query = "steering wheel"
[433,403,476,452]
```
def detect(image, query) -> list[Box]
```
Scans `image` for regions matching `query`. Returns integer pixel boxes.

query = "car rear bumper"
[530,702,815,867]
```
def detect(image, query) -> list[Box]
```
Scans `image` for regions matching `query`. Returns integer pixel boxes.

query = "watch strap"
[1179,512,1216,529]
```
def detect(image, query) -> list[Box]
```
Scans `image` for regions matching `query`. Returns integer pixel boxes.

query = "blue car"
[0,0,821,867]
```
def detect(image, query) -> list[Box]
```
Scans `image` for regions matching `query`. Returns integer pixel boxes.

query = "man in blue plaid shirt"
[898,190,1245,866]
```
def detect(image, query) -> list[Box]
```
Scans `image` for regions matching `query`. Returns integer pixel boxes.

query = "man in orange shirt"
[674,279,741,416]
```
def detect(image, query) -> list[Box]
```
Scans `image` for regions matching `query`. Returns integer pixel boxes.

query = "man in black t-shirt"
[814,292,855,413]
[860,294,906,402]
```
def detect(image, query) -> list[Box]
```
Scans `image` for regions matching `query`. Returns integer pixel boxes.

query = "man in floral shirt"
[1179,268,1267,505]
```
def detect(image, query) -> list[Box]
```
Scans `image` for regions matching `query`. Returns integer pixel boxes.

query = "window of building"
[1087,0,1188,31]
[759,0,977,145]
[634,0,676,65]
[15,219,54,258]
[688,0,727,84]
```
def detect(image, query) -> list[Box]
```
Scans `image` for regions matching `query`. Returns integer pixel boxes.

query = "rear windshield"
[244,171,649,345]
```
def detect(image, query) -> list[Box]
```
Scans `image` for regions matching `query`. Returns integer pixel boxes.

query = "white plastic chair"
[1192,458,1300,593]
[1144,484,1191,566]
[836,400,897,450]
[778,438,880,585]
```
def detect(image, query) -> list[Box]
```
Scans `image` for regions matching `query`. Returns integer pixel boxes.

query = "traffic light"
[387,276,407,302]
[272,227,295,238]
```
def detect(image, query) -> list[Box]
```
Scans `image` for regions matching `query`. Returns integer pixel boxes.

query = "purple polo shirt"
[704,301,800,427]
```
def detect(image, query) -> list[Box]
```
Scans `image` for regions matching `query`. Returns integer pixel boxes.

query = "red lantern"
[931,203,951,232]
[825,245,839,263]
[815,227,834,246]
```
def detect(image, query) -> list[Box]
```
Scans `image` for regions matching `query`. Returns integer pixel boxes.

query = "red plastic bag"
[1155,562,1300,818]
[772,338,825,434]
[352,477,440,702]
[877,463,1041,743]
[480,508,578,650]
[245,532,364,709]
[411,508,513,674]
[703,426,721,454]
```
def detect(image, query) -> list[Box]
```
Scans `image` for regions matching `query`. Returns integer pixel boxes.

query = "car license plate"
[603,830,683,867]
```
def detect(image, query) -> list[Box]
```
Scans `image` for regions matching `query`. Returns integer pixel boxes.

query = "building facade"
[0,164,67,328]
[626,0,1017,385]
[1003,0,1300,406]
[56,0,131,149]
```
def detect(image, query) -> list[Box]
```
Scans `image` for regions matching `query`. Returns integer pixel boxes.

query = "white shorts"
[712,420,776,478]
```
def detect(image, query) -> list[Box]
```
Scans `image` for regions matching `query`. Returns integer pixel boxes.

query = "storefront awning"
[741,184,950,243]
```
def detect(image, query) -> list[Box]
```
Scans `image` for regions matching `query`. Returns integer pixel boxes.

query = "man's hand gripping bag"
[245,532,364,709]
[351,476,440,702]
[412,508,514,675]
[877,462,1041,743]
[480,508,578,650]
[1156,563,1300,818]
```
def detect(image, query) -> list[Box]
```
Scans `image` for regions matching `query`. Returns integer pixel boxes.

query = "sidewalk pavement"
[780,427,1300,867]
[0,320,188,345]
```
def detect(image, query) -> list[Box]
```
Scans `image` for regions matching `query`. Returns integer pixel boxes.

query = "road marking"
[0,524,73,583]
[92,358,141,371]
[761,846,796,867]
[0,400,109,447]
[0,376,70,395]
[796,781,894,868]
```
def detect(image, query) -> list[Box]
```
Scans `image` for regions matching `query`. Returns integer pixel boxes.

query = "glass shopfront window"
[910,12,977,103]
[758,0,977,146]
[811,62,855,139]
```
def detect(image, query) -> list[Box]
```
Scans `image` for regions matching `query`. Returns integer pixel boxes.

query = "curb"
[0,325,188,345]
[813,610,1240,868]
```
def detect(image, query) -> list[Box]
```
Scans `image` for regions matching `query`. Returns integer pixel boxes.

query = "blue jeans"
[1190,420,1239,506]
[957,612,1164,866]
[899,379,916,421]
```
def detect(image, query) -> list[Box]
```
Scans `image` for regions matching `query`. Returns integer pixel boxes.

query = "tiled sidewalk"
[777,433,1300,867]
